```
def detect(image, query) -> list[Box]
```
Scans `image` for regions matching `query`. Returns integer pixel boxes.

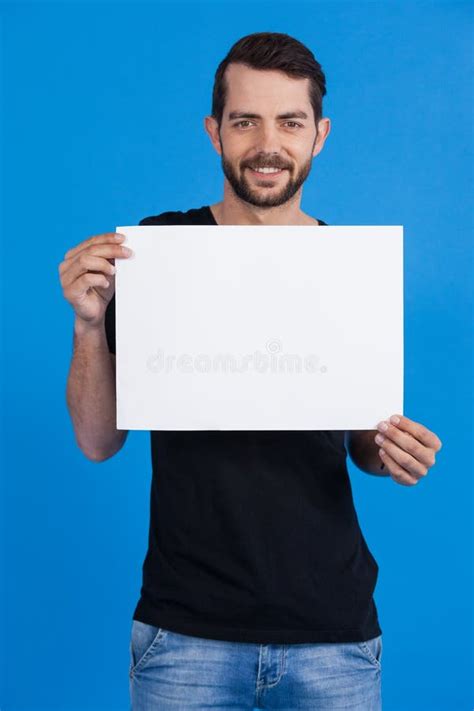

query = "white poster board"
[114,225,403,430]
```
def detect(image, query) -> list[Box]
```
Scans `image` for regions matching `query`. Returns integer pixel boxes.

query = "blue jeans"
[129,620,383,710]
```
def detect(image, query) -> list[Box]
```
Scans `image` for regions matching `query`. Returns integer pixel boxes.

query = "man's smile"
[246,167,288,181]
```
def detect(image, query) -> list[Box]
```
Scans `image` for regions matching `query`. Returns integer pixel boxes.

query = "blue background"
[1,1,472,710]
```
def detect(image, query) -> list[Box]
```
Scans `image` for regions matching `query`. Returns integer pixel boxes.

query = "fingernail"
[377,421,389,432]
[390,415,400,425]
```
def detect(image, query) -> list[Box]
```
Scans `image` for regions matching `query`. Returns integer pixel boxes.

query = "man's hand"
[374,414,443,486]
[58,231,134,327]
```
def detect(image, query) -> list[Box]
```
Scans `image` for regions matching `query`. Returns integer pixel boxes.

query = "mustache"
[244,163,291,170]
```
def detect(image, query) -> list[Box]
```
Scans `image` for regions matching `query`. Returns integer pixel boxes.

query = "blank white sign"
[114,225,403,431]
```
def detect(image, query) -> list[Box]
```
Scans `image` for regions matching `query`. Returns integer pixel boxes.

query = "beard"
[219,134,317,208]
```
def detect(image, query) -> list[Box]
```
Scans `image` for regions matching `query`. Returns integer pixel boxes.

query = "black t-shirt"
[104,205,382,644]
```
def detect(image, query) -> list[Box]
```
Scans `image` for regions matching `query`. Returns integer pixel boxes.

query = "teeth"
[252,167,282,174]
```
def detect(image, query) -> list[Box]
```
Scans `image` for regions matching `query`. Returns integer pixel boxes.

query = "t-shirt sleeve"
[104,293,116,355]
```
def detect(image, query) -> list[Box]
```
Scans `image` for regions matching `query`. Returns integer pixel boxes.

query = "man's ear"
[312,117,331,159]
[204,115,222,156]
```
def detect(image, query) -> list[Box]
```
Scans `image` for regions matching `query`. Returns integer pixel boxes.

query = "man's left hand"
[374,414,443,486]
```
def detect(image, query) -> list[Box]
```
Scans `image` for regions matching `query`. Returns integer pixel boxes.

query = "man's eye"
[233,121,302,129]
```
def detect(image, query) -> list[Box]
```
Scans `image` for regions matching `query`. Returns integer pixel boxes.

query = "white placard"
[114,225,403,430]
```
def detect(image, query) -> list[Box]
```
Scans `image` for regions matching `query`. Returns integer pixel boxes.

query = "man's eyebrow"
[228,110,309,121]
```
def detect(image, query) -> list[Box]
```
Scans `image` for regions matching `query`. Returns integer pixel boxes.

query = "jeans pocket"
[357,635,383,670]
[129,619,168,676]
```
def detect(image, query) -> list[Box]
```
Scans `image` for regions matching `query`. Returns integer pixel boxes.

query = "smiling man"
[60,31,442,711]
[206,61,328,222]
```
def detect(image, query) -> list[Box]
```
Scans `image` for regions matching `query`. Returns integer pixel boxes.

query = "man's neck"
[209,195,320,227]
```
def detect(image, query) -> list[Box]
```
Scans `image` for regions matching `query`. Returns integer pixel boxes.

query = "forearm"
[346,430,389,476]
[66,317,127,461]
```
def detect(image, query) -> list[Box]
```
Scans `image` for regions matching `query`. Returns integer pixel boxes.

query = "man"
[59,31,442,711]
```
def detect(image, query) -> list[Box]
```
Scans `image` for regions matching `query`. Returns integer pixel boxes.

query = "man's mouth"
[246,167,288,180]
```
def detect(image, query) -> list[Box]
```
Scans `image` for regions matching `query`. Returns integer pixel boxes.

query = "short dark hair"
[211,32,327,133]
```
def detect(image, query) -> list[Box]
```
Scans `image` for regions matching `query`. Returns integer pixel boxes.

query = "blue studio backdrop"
[1,2,472,710]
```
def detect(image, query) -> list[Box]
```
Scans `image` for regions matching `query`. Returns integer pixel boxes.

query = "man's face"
[208,63,327,208]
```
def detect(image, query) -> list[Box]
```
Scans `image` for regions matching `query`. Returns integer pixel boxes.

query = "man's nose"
[252,125,282,155]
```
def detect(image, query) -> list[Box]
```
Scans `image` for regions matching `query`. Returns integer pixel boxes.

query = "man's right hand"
[58,232,134,327]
